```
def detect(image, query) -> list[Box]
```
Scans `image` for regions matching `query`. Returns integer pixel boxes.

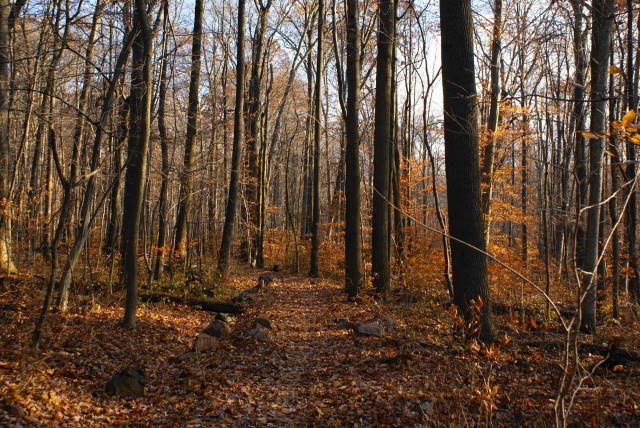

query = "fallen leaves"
[1,272,639,426]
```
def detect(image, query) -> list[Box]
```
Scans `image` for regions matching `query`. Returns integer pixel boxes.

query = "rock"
[194,333,216,352]
[254,317,272,329]
[335,319,355,330]
[203,319,231,338]
[369,316,396,330]
[215,313,231,323]
[354,323,384,337]
[169,351,196,363]
[247,326,268,341]
[105,367,146,397]
[418,400,434,416]
[257,274,273,288]
[2,402,25,419]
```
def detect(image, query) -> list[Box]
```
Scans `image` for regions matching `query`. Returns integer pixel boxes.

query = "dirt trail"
[203,275,394,425]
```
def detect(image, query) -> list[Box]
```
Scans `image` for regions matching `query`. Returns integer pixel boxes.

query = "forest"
[1,0,640,425]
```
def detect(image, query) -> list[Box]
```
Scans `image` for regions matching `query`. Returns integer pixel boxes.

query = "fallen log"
[526,340,639,368]
[140,293,243,314]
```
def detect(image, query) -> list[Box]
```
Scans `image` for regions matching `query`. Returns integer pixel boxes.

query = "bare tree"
[309,0,324,278]
[581,0,614,333]
[122,0,153,328]
[440,0,495,342]
[0,0,25,272]
[480,0,503,244]
[218,0,246,277]
[174,0,205,261]
[343,0,363,297]
[372,0,394,295]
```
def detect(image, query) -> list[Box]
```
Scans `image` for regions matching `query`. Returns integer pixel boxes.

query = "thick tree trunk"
[343,0,363,297]
[440,0,495,342]
[372,0,394,295]
[122,0,153,329]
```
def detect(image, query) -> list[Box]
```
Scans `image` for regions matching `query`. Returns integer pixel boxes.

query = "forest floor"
[1,267,640,426]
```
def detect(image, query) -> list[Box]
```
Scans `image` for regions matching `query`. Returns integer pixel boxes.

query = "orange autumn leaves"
[578,110,639,145]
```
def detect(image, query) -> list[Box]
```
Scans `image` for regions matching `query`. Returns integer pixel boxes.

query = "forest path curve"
[193,274,435,426]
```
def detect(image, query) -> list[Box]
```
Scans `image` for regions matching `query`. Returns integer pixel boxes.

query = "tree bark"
[244,0,272,267]
[122,0,153,329]
[372,0,394,295]
[343,0,363,297]
[580,0,614,333]
[623,0,639,303]
[571,0,588,269]
[152,0,170,280]
[217,0,246,277]
[440,0,495,342]
[104,97,128,256]
[174,0,204,260]
[309,0,324,278]
[0,0,18,272]
[480,0,502,244]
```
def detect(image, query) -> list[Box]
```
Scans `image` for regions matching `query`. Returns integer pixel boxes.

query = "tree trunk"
[521,99,528,266]
[0,0,17,272]
[301,23,314,240]
[153,0,170,280]
[571,0,588,269]
[480,0,502,245]
[28,0,66,259]
[623,0,639,303]
[244,0,272,266]
[580,0,614,333]
[217,0,246,277]
[104,97,128,256]
[174,0,204,260]
[343,0,363,297]
[372,0,394,295]
[122,0,153,329]
[309,0,324,278]
[608,57,620,317]
[439,0,495,342]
